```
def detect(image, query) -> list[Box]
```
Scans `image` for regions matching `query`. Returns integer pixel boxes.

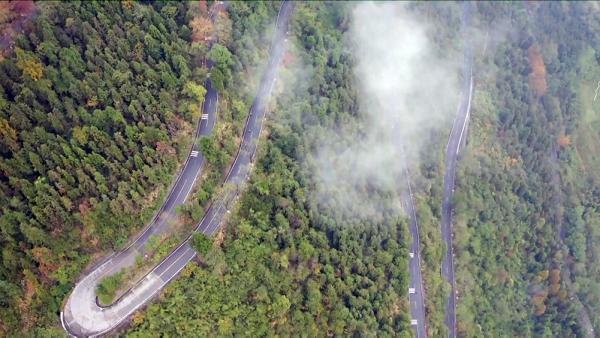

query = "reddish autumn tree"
[557,134,571,147]
[190,15,214,43]
[528,44,547,97]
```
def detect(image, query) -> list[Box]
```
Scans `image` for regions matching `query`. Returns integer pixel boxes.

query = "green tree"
[191,232,212,256]
[210,68,225,92]
[184,81,207,103]
[207,43,233,69]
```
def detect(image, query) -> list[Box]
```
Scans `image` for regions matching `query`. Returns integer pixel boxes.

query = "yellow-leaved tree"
[15,48,44,81]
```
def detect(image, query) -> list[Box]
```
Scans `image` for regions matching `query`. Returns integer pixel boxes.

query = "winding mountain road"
[61,2,294,336]
[441,2,474,337]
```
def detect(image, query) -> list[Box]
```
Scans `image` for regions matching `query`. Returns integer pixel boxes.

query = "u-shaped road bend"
[61,2,294,336]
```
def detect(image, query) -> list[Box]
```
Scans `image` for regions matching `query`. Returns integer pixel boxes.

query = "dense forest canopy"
[128,2,414,335]
[0,1,199,333]
[454,1,600,336]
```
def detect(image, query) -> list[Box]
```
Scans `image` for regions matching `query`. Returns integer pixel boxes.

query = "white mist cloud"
[311,2,461,220]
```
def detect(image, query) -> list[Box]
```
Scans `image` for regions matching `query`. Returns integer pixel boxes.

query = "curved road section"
[441,2,473,337]
[62,3,294,336]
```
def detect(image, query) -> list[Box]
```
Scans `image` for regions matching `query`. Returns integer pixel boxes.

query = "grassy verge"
[96,234,184,307]
[97,271,125,305]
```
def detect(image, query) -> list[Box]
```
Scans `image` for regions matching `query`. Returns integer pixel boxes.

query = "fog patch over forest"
[310,2,460,220]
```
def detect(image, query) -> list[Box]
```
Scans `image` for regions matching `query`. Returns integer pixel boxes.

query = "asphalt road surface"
[61,2,294,336]
[400,163,427,338]
[441,2,474,337]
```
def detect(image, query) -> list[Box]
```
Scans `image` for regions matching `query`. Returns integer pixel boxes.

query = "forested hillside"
[127,3,414,336]
[0,2,199,334]
[1,1,598,337]
[453,2,600,336]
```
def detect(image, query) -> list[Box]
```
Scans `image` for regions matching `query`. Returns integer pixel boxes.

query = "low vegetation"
[96,270,125,306]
